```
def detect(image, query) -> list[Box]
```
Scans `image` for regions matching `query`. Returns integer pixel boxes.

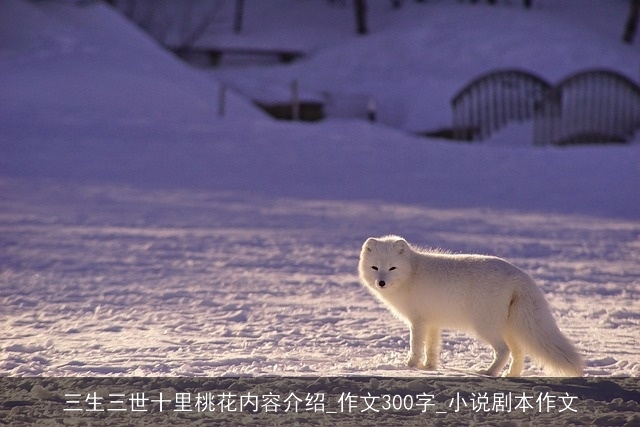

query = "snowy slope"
[0,0,639,389]
[0,0,264,128]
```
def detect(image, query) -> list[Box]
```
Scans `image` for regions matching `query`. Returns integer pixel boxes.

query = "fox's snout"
[377,280,387,288]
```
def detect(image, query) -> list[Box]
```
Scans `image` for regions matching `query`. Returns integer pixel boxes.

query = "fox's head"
[358,235,412,291]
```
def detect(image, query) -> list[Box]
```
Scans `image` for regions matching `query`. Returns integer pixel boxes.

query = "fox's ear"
[363,237,378,252]
[393,238,408,254]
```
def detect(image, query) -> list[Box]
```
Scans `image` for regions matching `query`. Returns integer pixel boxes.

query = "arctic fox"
[358,235,583,377]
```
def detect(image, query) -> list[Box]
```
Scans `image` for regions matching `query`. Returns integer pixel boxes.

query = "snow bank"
[1,1,638,218]
[0,0,263,128]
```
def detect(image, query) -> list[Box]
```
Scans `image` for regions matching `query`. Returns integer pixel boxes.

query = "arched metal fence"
[451,69,551,141]
[451,68,640,145]
[533,69,640,145]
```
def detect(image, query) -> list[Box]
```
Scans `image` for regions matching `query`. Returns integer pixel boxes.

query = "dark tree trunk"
[234,0,245,33]
[623,0,640,43]
[354,0,368,35]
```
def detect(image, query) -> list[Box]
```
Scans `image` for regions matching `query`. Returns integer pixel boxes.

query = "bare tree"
[469,0,532,7]
[234,0,245,33]
[623,0,640,43]
[354,0,368,35]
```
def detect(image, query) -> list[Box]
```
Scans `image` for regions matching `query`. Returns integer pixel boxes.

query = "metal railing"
[451,68,640,145]
[533,69,640,145]
[452,69,551,141]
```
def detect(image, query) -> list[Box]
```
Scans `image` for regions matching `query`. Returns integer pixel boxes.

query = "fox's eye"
[389,267,396,271]
[371,266,378,270]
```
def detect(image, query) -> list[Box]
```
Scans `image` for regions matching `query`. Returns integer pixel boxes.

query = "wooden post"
[218,83,226,118]
[291,79,300,121]
[367,97,377,122]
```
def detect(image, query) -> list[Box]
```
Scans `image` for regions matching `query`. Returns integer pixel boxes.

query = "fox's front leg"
[424,327,441,370]
[407,324,440,370]
[406,323,426,368]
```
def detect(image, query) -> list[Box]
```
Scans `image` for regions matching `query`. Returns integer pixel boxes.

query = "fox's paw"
[480,369,501,377]
[423,362,438,371]
[406,357,425,369]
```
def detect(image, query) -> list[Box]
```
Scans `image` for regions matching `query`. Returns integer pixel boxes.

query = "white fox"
[358,235,583,377]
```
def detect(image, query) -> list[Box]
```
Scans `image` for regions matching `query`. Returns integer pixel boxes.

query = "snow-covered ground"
[3,178,640,379]
[1,0,639,386]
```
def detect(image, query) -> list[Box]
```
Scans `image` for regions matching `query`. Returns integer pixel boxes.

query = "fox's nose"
[378,280,386,288]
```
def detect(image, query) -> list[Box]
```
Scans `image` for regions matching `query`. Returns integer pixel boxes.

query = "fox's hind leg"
[483,338,510,377]
[505,336,524,377]
[475,306,511,376]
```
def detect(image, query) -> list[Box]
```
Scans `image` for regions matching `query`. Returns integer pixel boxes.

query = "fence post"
[291,79,300,121]
[367,97,377,122]
[218,82,226,118]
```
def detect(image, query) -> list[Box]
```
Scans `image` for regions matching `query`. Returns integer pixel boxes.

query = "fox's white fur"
[358,235,583,377]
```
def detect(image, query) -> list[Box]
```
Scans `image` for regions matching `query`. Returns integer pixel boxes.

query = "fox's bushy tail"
[510,281,584,376]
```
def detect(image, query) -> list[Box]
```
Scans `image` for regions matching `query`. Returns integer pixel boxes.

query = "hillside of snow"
[1,0,639,407]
